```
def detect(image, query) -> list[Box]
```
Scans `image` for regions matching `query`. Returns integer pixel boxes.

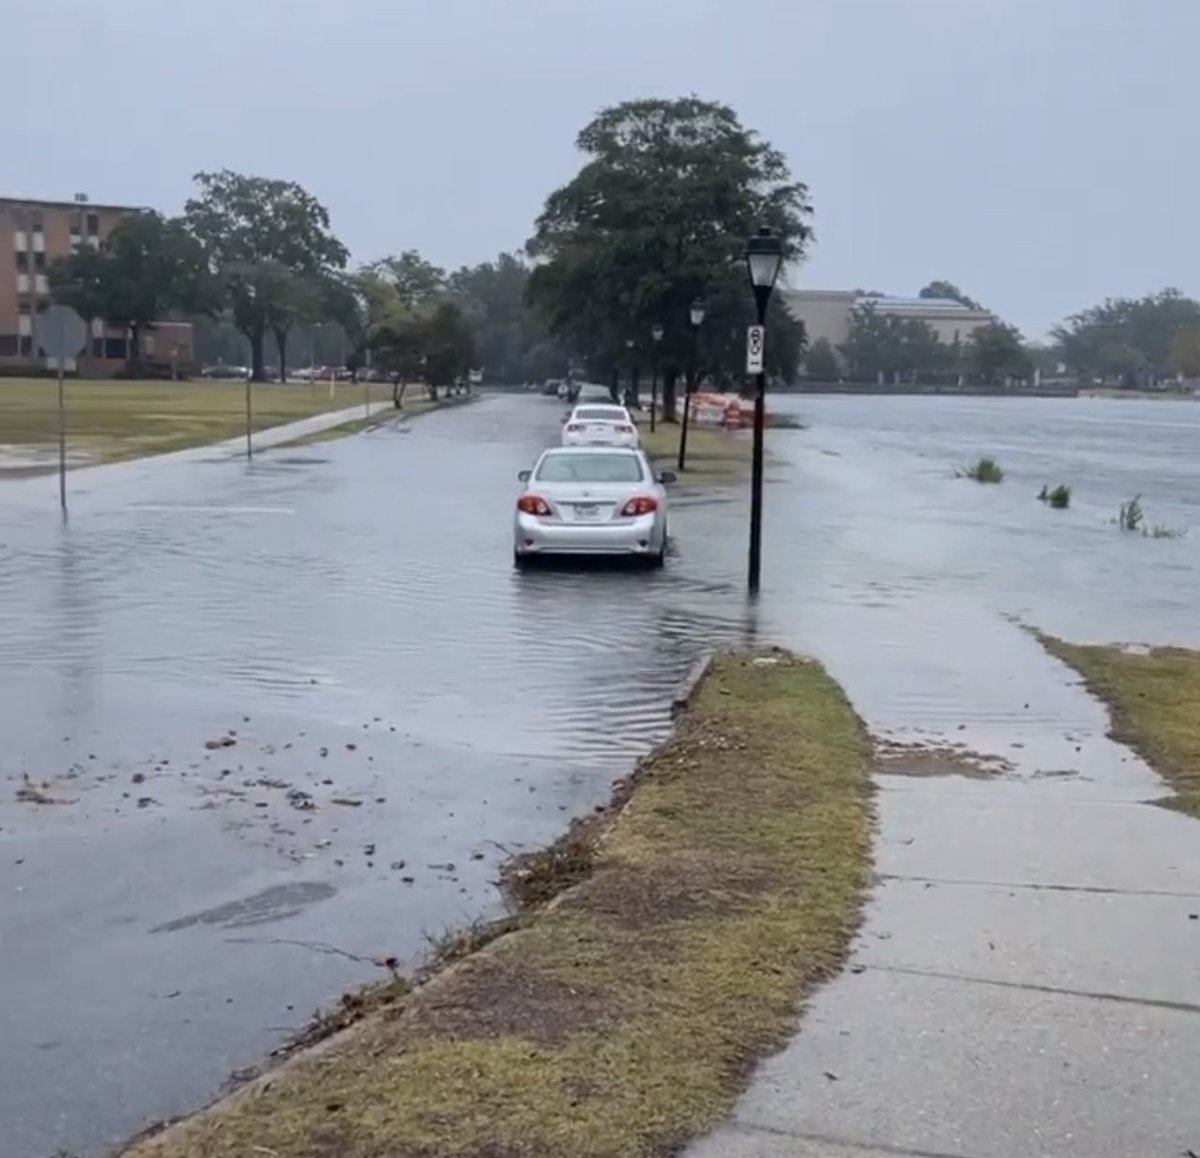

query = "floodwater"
[1,392,1198,1157]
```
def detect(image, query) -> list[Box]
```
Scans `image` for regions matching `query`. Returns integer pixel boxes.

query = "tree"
[184,170,348,380]
[420,301,478,399]
[919,280,982,310]
[839,302,943,381]
[48,211,212,365]
[804,336,840,380]
[526,96,813,417]
[1170,326,1200,379]
[967,322,1033,384]
[1052,289,1200,385]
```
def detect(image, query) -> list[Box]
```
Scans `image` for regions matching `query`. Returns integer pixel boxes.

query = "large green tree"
[967,321,1033,384]
[839,302,945,381]
[184,170,348,380]
[1052,289,1200,385]
[526,96,813,416]
[804,336,840,380]
[49,211,212,365]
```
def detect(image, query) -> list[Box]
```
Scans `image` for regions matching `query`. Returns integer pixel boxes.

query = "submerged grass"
[1038,483,1072,509]
[123,651,874,1158]
[956,455,1004,483]
[0,378,397,467]
[273,394,476,449]
[1039,635,1200,818]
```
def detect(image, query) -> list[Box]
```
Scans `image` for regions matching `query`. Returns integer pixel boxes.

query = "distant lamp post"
[624,336,635,408]
[244,284,257,460]
[649,323,664,432]
[744,226,784,594]
[677,297,706,471]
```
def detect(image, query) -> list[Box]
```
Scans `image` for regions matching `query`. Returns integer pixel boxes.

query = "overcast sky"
[7,0,1198,337]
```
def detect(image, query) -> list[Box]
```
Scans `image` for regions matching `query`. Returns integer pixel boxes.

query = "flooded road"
[0,394,757,1158]
[2,391,1198,1157]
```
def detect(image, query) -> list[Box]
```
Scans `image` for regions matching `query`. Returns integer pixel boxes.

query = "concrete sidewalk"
[0,397,419,508]
[688,616,1200,1158]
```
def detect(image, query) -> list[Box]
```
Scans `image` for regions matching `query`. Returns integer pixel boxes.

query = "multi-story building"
[0,194,193,375]
[782,289,995,356]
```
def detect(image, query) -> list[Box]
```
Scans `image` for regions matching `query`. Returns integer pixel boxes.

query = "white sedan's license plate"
[574,504,600,520]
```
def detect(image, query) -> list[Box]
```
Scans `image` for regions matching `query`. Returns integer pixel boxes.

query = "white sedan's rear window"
[575,407,626,421]
[535,452,644,483]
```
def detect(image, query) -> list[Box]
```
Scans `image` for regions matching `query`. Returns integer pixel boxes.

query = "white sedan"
[513,446,674,568]
[560,403,639,449]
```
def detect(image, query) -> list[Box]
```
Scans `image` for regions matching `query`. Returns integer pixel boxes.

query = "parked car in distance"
[200,364,250,380]
[561,403,639,449]
[513,446,675,569]
[542,378,564,396]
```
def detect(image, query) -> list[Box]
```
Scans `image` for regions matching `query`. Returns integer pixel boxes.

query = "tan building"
[783,289,995,360]
[0,194,193,375]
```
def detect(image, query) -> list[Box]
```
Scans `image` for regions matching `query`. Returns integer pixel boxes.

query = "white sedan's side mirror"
[517,469,531,482]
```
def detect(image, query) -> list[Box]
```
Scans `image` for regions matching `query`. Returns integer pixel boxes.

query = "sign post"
[745,324,765,375]
[35,305,89,518]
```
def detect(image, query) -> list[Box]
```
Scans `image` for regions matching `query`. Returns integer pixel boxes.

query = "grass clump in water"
[1114,495,1186,539]
[957,456,1004,484]
[121,651,874,1158]
[1038,484,1072,509]
[1039,635,1200,818]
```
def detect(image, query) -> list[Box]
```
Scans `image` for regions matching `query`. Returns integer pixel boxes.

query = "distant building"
[782,289,995,362]
[0,194,193,376]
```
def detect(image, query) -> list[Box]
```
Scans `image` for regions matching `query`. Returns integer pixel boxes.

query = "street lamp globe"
[745,227,784,313]
[651,323,664,343]
[689,298,706,328]
[626,337,634,349]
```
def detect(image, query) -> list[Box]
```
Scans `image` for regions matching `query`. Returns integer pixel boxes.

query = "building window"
[15,272,29,294]
[103,337,128,360]
[0,335,18,357]
[69,213,82,237]
[17,298,31,316]
[9,206,28,230]
[30,209,44,232]
[86,212,100,236]
[33,250,45,272]
[92,337,105,357]
[15,250,29,272]
[19,336,32,357]
[34,273,48,295]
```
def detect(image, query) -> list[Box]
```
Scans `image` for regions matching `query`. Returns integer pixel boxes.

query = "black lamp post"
[745,226,784,594]
[649,323,664,433]
[624,337,635,408]
[677,296,705,471]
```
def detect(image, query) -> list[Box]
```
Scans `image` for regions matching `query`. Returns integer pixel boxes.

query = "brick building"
[0,194,193,376]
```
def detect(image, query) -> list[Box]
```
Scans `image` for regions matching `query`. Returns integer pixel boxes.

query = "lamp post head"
[689,297,706,328]
[651,323,664,343]
[625,337,634,349]
[745,227,784,317]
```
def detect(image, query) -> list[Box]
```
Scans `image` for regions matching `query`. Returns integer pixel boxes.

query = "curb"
[671,653,714,717]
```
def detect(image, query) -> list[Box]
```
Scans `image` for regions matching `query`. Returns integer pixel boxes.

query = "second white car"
[561,403,639,449]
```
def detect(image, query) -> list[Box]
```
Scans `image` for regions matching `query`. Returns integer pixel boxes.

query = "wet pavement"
[0,393,756,1158]
[3,391,1199,1157]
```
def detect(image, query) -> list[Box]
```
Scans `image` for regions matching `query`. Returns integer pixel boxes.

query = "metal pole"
[748,299,768,594]
[650,358,658,433]
[678,325,698,471]
[363,372,370,419]
[244,373,253,460]
[57,352,67,518]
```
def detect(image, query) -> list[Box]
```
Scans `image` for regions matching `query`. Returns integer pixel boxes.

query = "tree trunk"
[428,382,438,402]
[274,328,289,383]
[661,366,679,422]
[609,368,620,404]
[249,330,266,382]
[128,323,142,366]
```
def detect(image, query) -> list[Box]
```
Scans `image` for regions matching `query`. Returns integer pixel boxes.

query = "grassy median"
[640,423,750,484]
[125,650,873,1158]
[0,377,396,467]
[1041,636,1200,817]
